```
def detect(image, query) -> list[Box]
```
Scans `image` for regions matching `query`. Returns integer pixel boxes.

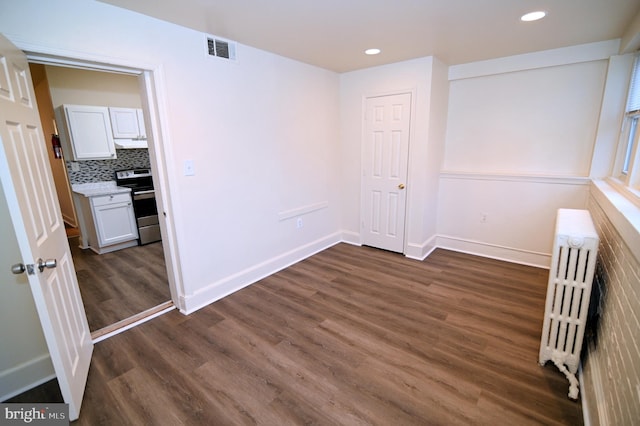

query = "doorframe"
[10,37,185,311]
[359,89,417,255]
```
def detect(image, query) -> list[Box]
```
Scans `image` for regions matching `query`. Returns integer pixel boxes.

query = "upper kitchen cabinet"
[56,104,117,161]
[109,107,148,148]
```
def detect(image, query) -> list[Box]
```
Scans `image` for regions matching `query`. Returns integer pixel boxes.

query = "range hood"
[114,138,148,149]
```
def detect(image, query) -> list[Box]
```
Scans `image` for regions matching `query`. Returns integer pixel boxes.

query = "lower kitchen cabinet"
[73,189,139,254]
[91,192,138,247]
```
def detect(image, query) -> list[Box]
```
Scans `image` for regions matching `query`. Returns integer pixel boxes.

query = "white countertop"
[72,181,131,197]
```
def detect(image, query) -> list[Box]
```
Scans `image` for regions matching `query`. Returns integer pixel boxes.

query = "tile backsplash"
[66,148,150,184]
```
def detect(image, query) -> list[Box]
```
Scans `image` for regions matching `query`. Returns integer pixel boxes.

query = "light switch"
[184,160,195,176]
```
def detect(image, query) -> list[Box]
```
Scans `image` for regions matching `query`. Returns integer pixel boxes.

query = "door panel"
[361,93,411,253]
[0,34,92,421]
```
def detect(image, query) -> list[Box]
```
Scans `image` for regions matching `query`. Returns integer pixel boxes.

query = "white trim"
[181,232,342,314]
[449,39,620,81]
[346,229,550,267]
[584,342,610,426]
[6,36,186,313]
[606,176,640,209]
[278,201,329,221]
[140,67,186,309]
[0,354,55,402]
[579,364,592,426]
[436,235,551,268]
[6,35,154,74]
[340,230,361,246]
[591,179,640,261]
[440,171,591,186]
[404,234,438,260]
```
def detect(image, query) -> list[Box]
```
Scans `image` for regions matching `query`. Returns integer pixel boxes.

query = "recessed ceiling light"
[365,48,381,55]
[521,11,547,22]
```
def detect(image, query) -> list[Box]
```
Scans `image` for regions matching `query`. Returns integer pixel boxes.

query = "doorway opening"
[27,56,178,339]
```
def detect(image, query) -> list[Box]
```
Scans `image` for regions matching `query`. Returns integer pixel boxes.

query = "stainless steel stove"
[115,168,161,245]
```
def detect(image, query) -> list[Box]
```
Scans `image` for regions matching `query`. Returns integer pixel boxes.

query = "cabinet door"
[63,105,116,160]
[91,194,138,246]
[109,107,140,139]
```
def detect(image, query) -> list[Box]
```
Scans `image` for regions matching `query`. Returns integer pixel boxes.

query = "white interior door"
[0,34,92,421]
[361,93,411,253]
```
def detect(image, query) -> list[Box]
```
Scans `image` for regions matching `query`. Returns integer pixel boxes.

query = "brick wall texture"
[585,195,640,425]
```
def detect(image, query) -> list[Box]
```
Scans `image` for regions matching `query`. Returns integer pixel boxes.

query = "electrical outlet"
[296,217,303,229]
[480,213,488,223]
[71,162,80,172]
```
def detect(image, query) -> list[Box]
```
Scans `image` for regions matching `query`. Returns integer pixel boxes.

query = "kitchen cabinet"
[55,104,117,161]
[91,192,139,247]
[109,107,148,148]
[72,184,139,254]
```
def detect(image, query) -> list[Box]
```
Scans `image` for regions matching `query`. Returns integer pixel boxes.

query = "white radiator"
[539,208,599,399]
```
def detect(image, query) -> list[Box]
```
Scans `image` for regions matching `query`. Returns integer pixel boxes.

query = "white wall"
[444,60,607,176]
[0,0,342,313]
[438,42,619,267]
[0,183,54,401]
[339,56,448,258]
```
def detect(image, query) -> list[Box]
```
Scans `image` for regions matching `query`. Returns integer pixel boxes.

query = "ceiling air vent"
[206,36,237,61]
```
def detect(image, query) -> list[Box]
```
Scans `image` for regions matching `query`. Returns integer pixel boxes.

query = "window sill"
[591,179,640,261]
[605,177,640,209]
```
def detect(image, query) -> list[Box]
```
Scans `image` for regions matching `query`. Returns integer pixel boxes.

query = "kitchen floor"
[68,236,171,332]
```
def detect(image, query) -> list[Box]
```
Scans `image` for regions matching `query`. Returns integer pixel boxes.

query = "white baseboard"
[0,353,55,402]
[405,235,438,260]
[181,232,342,314]
[340,230,360,246]
[579,363,592,426]
[436,235,551,268]
[61,213,77,228]
[181,231,552,314]
[583,342,608,426]
[342,230,550,267]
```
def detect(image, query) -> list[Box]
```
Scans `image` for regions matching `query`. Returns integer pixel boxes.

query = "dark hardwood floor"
[68,236,171,331]
[11,244,583,425]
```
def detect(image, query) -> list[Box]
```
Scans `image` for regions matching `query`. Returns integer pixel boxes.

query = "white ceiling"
[100,0,640,73]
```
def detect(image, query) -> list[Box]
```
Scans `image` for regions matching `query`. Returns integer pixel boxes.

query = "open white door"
[361,93,411,253]
[0,34,92,420]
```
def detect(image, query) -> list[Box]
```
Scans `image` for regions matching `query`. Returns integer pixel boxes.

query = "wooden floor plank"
[69,236,171,331]
[9,244,583,425]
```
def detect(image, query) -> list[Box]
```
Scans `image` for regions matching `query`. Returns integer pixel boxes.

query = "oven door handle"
[133,190,155,200]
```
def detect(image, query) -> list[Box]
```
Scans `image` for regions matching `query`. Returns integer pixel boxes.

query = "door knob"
[37,258,57,272]
[398,183,406,189]
[11,263,26,275]
[10,259,56,275]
